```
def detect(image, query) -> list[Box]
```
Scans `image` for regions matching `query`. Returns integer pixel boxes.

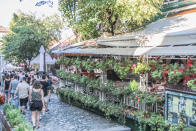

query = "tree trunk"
[107,9,118,36]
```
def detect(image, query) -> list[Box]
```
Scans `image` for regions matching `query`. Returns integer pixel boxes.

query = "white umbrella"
[31,53,55,65]
[39,45,45,72]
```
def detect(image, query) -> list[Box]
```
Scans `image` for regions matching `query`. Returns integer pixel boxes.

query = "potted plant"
[186,80,196,91]
[151,69,164,84]
[168,64,184,85]
[168,70,184,85]
[129,80,139,92]
[133,62,150,75]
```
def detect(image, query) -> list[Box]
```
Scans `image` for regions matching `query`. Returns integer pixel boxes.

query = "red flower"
[188,59,192,64]
[163,70,169,75]
[194,74,196,78]
[194,81,196,84]
[185,75,191,80]
[178,68,183,72]
[188,64,193,67]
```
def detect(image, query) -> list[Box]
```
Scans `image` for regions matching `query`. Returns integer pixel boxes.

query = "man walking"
[14,77,29,114]
[10,76,20,108]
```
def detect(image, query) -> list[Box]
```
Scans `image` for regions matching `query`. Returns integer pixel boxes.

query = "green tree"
[2,13,63,65]
[59,0,163,40]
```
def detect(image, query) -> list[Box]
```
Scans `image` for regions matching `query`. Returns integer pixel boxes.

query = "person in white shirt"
[19,72,24,82]
[14,77,29,114]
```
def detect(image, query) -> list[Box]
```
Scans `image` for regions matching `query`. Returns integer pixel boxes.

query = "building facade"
[0,26,9,72]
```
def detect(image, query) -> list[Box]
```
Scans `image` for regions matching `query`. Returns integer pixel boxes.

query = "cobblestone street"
[24,93,129,131]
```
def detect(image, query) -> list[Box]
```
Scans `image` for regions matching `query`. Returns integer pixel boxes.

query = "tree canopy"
[59,0,163,40]
[2,13,63,64]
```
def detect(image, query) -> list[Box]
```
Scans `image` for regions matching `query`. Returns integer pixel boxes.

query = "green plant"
[136,111,168,131]
[9,114,24,127]
[80,76,88,85]
[184,127,196,131]
[15,122,33,131]
[131,91,164,105]
[57,88,125,122]
[96,60,107,71]
[129,80,139,92]
[134,62,150,75]
[5,108,25,127]
[3,104,14,115]
[151,69,164,83]
[187,80,196,90]
[57,57,134,79]
[72,74,81,83]
[168,70,183,84]
[168,64,184,85]
[3,104,32,129]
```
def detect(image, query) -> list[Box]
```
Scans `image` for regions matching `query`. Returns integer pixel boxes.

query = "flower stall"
[52,12,196,130]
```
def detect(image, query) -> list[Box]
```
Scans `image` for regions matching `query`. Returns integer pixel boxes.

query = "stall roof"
[97,12,196,48]
[53,44,196,57]
[52,12,196,57]
[145,45,196,56]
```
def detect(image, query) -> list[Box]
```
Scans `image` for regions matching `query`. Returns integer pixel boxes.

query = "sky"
[0,0,74,38]
[0,0,60,27]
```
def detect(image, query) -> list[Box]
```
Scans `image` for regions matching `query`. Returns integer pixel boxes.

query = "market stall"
[30,53,56,72]
[52,12,196,129]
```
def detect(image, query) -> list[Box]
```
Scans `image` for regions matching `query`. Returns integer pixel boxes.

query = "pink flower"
[188,64,193,67]
[136,99,140,104]
[131,64,137,69]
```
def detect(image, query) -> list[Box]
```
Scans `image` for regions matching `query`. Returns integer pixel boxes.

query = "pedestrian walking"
[19,72,24,82]
[40,75,50,112]
[3,75,11,104]
[47,76,53,100]
[10,75,20,108]
[29,81,45,129]
[14,77,29,114]
[34,72,40,81]
[31,75,36,85]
